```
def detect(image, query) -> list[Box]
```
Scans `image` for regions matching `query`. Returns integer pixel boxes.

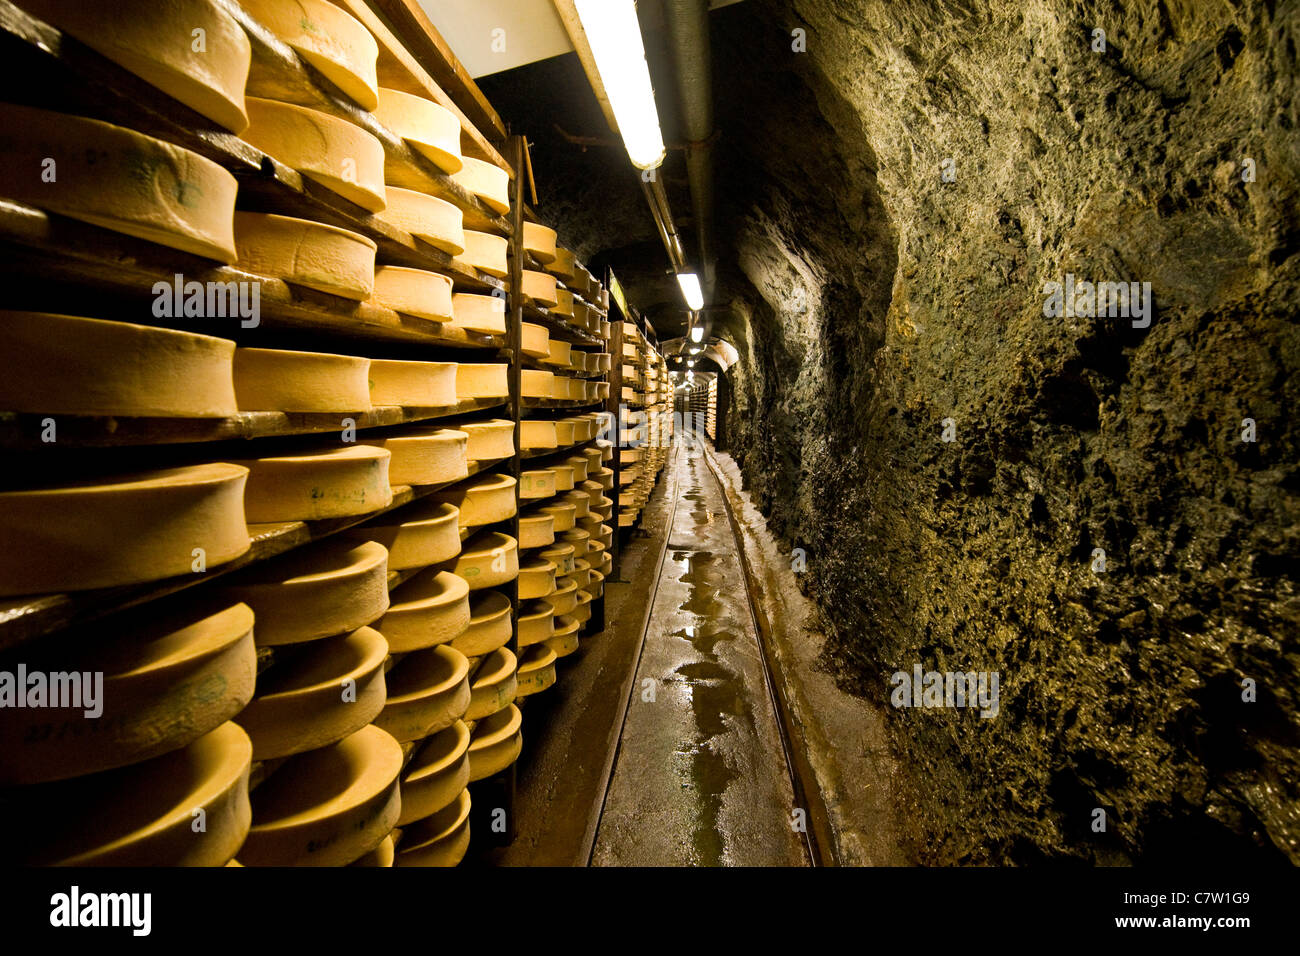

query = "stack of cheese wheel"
[0,597,257,865]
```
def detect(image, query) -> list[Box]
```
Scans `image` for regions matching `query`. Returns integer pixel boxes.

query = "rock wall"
[717,0,1299,863]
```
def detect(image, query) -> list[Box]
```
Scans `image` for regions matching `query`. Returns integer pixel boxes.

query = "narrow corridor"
[592,437,809,866]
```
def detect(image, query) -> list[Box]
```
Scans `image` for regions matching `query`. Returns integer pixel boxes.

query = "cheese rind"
[453,531,519,591]
[373,644,471,742]
[374,87,463,174]
[398,721,471,825]
[5,721,252,866]
[467,704,522,781]
[450,293,506,335]
[459,419,515,460]
[233,347,372,413]
[18,0,252,132]
[241,724,402,867]
[0,103,239,261]
[518,512,556,549]
[379,569,471,652]
[451,157,510,215]
[233,212,377,299]
[519,469,558,500]
[451,590,513,657]
[364,427,467,485]
[0,464,249,596]
[432,473,516,527]
[544,247,576,281]
[522,222,557,263]
[373,266,454,321]
[518,558,557,600]
[521,322,551,358]
[523,270,558,307]
[367,359,458,408]
[0,602,256,785]
[242,98,386,212]
[240,0,379,110]
[455,363,510,400]
[395,788,471,866]
[453,230,509,278]
[234,625,388,759]
[222,539,389,646]
[0,310,237,418]
[522,369,554,399]
[519,419,557,451]
[465,648,517,720]
[517,601,555,647]
[377,186,465,253]
[342,499,460,570]
[516,645,558,697]
[232,445,392,522]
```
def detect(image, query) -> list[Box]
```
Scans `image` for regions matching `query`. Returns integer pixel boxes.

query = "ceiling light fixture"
[676,272,704,311]
[689,324,704,343]
[572,0,666,170]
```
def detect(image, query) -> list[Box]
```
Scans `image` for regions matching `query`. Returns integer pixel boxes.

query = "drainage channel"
[590,435,813,867]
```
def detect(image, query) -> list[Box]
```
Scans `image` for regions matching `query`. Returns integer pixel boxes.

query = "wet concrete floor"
[591,441,809,866]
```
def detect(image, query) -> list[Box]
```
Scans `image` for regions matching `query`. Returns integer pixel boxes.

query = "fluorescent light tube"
[574,0,666,170]
[677,272,704,310]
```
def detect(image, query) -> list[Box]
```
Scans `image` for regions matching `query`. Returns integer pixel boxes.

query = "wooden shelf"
[0,398,508,451]
[522,397,608,411]
[0,456,510,650]
[521,437,599,461]
[524,303,605,347]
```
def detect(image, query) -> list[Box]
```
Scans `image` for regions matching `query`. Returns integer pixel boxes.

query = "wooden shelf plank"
[523,303,605,347]
[0,455,511,650]
[0,398,508,450]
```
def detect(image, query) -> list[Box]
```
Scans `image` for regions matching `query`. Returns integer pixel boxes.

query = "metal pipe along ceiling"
[663,0,716,298]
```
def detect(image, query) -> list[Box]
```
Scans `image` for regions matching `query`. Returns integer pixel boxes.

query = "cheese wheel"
[234,625,388,760]
[519,419,557,451]
[545,247,576,281]
[521,322,551,359]
[395,787,471,866]
[540,543,575,576]
[569,589,593,626]
[3,721,252,866]
[378,186,464,253]
[568,558,593,590]
[579,479,604,505]
[550,288,575,318]
[563,455,589,481]
[523,269,558,307]
[467,704,522,782]
[398,721,471,826]
[583,446,605,469]
[242,98,385,212]
[450,292,506,335]
[545,576,579,616]
[589,567,606,598]
[379,569,471,652]
[374,644,470,742]
[349,834,395,867]
[364,427,467,486]
[454,531,519,590]
[544,338,572,368]
[522,369,553,399]
[233,212,376,300]
[561,490,591,519]
[0,103,238,261]
[451,590,513,657]
[233,347,371,413]
[432,473,515,528]
[519,469,557,501]
[223,539,389,646]
[241,724,402,867]
[537,502,576,532]
[518,558,557,600]
[459,419,515,461]
[232,445,392,522]
[522,222,557,264]
[0,463,249,597]
[367,359,458,407]
[240,0,379,110]
[454,230,508,278]
[0,602,256,785]
[342,499,460,570]
[551,612,581,648]
[0,311,236,418]
[545,375,571,401]
[592,381,611,399]
[372,266,454,321]
[465,648,516,720]
[517,601,555,648]
[455,363,509,400]
[21,0,251,129]
[374,87,462,173]
[518,512,556,549]
[451,156,510,215]
[551,420,576,446]
[550,464,576,492]
[516,645,558,698]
